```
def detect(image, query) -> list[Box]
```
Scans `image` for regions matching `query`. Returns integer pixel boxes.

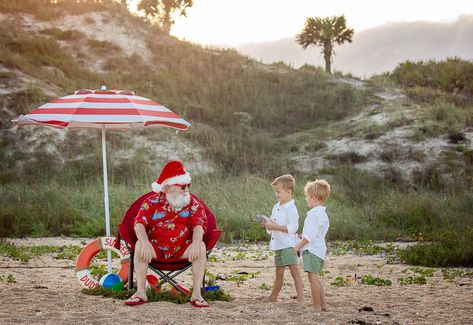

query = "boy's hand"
[256,214,271,228]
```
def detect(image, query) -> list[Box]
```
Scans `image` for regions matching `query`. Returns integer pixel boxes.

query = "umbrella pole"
[101,125,113,273]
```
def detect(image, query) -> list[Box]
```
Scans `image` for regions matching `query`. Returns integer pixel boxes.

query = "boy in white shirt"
[261,174,304,304]
[294,179,331,311]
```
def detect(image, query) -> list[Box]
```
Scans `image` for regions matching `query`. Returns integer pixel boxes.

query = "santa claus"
[125,160,209,308]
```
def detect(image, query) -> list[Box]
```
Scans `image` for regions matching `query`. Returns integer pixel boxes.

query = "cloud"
[236,15,473,77]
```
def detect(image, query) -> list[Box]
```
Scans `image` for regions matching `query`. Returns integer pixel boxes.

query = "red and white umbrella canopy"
[14,88,190,130]
[12,87,191,273]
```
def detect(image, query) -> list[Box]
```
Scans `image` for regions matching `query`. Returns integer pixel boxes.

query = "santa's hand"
[188,241,202,262]
[139,240,155,263]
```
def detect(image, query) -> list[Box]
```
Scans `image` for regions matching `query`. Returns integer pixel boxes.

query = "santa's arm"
[134,223,154,262]
[188,225,204,262]
[192,225,204,243]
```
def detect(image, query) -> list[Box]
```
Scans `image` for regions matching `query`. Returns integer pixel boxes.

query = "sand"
[0,237,472,325]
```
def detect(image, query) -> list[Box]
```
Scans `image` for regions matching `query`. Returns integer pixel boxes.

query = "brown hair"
[271,174,295,194]
[304,179,331,203]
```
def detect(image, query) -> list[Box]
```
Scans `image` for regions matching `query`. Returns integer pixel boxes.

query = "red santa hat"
[151,160,191,193]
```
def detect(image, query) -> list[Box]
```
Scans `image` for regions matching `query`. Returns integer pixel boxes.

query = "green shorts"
[302,250,324,274]
[274,247,298,267]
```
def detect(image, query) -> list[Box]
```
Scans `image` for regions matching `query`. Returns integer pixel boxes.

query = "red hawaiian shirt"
[134,192,207,259]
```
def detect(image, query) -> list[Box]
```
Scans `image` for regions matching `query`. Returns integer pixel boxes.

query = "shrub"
[392,58,473,96]
[397,229,473,267]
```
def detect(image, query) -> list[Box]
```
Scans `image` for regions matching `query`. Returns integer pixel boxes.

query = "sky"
[134,0,473,46]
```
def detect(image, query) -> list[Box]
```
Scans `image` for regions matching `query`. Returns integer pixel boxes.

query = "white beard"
[167,191,191,211]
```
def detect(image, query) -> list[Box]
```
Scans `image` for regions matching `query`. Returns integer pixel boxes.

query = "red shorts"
[150,241,191,260]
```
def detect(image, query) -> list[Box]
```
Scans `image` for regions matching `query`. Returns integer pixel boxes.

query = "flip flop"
[189,299,210,308]
[125,296,148,306]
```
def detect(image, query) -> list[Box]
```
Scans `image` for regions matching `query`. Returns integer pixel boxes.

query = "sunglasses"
[175,183,191,190]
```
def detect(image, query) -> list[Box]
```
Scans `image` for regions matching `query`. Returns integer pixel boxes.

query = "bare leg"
[308,272,323,311]
[319,278,327,311]
[126,241,157,303]
[181,241,207,303]
[289,264,304,305]
[265,266,285,302]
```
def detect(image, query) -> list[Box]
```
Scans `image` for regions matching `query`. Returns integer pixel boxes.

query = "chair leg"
[202,269,206,291]
[128,251,134,290]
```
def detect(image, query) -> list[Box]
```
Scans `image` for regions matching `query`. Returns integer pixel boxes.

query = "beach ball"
[146,274,161,292]
[99,273,124,291]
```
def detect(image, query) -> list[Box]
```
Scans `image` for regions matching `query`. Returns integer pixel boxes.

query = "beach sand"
[0,237,472,325]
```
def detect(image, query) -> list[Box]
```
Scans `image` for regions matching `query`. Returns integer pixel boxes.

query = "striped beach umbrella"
[13,86,191,272]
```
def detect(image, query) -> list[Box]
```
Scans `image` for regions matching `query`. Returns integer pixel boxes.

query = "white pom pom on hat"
[151,160,191,193]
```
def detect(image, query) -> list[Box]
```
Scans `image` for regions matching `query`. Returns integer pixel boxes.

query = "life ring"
[75,236,130,289]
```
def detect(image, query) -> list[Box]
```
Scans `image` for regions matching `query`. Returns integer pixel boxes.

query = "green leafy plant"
[330,276,347,287]
[361,275,392,286]
[401,267,435,277]
[0,242,60,263]
[397,276,427,285]
[441,268,473,281]
[89,264,107,280]
[397,229,473,267]
[204,270,217,286]
[207,255,219,262]
[7,274,16,283]
[82,286,232,303]
[258,283,271,290]
[55,245,82,260]
[330,240,385,256]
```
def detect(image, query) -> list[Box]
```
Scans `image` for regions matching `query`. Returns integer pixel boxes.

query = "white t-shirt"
[301,206,329,260]
[268,199,300,250]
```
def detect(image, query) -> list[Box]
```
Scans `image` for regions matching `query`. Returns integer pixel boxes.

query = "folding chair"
[115,191,221,295]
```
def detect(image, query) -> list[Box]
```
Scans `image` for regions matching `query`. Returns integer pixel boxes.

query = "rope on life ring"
[75,236,130,289]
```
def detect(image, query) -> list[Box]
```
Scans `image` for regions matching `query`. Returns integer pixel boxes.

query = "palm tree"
[296,15,354,74]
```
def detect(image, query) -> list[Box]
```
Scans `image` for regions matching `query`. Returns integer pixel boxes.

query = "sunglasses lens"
[181,184,190,190]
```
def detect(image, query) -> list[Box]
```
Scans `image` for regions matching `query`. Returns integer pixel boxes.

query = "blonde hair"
[271,174,295,194]
[304,179,331,203]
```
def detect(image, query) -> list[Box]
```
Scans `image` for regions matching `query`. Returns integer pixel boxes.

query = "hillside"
[0,1,365,181]
[0,1,472,242]
[1,1,472,188]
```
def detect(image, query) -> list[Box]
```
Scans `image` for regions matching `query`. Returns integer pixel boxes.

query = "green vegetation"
[330,276,347,287]
[0,241,82,263]
[360,275,392,286]
[401,267,435,277]
[2,166,473,247]
[258,283,271,290]
[329,240,386,256]
[82,286,232,303]
[0,1,472,269]
[0,274,16,283]
[396,229,473,267]
[392,58,473,98]
[441,268,473,281]
[397,276,426,286]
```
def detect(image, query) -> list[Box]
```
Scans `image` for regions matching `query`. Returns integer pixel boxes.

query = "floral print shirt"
[134,192,207,259]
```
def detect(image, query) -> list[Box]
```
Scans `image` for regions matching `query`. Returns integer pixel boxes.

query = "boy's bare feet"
[260,296,277,302]
[321,307,328,312]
